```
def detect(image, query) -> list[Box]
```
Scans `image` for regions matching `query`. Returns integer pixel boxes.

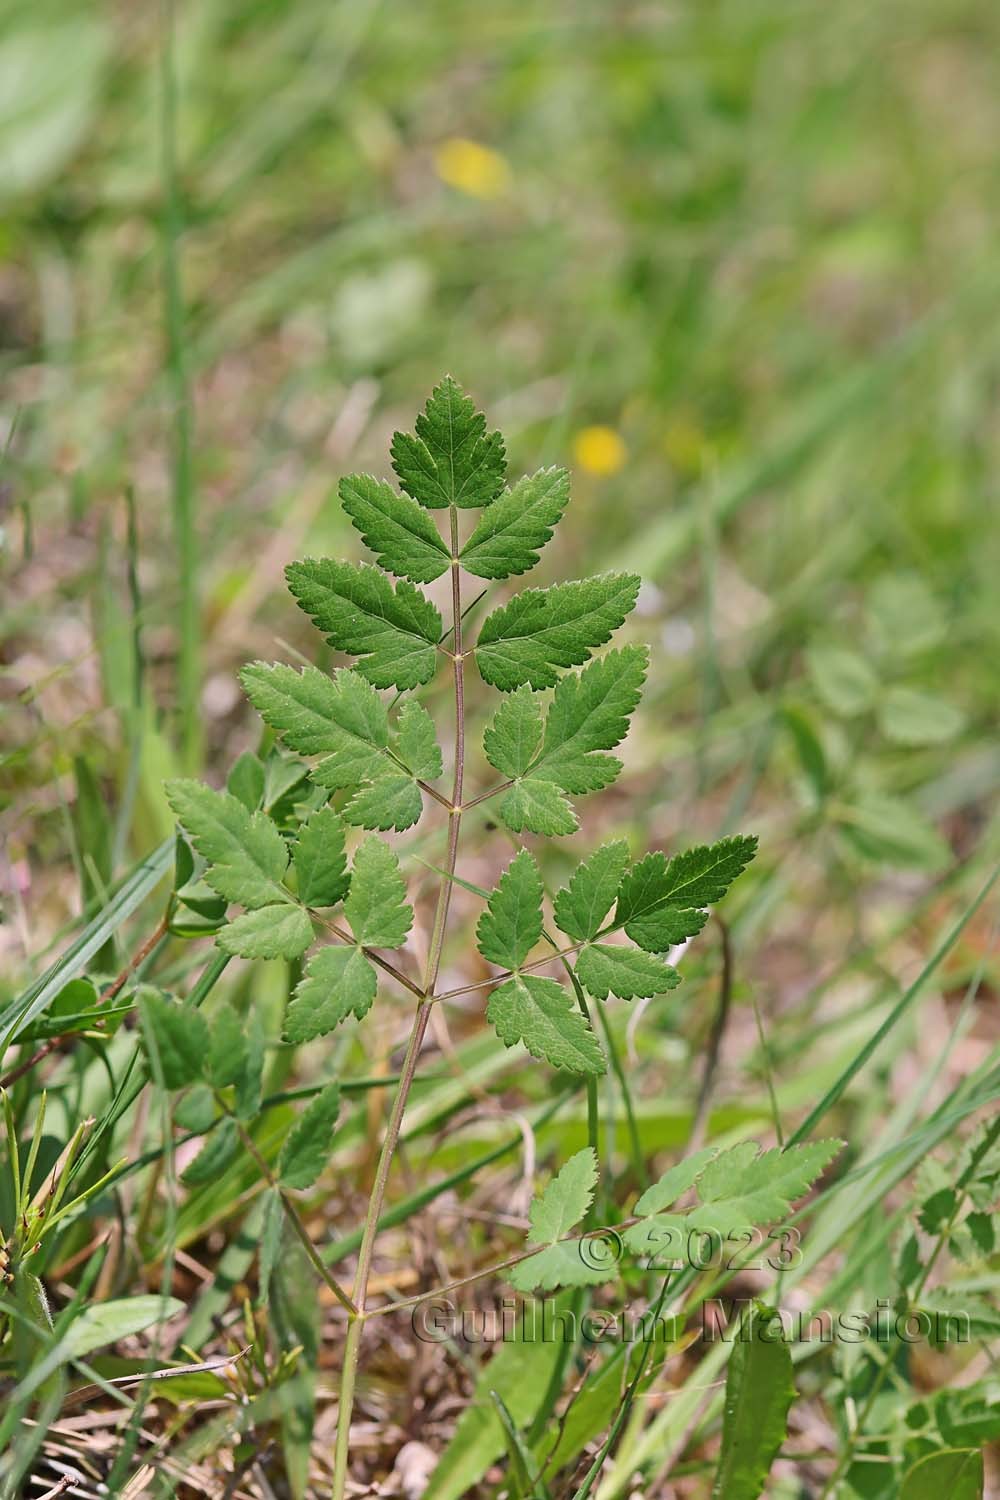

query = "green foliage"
[509,1148,610,1291]
[553,840,630,942]
[460,466,569,579]
[486,975,604,1075]
[574,943,680,1001]
[293,807,350,908]
[626,1140,842,1253]
[390,374,506,510]
[476,850,544,969]
[279,1083,342,1190]
[475,573,641,690]
[711,1303,795,1500]
[286,559,442,690]
[165,779,290,909]
[339,473,451,582]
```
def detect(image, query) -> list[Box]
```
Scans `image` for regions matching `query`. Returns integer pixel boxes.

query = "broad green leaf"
[460,466,569,579]
[837,794,950,870]
[476,850,544,969]
[182,1118,241,1186]
[483,686,543,778]
[530,645,648,793]
[475,573,641,691]
[691,1140,842,1231]
[344,775,423,833]
[878,687,965,746]
[279,1082,342,1189]
[286,559,442,690]
[241,663,388,784]
[165,779,289,909]
[626,905,709,952]
[390,375,505,510]
[284,946,377,1042]
[396,699,443,780]
[900,1449,983,1500]
[554,841,630,942]
[711,1303,795,1500]
[616,835,758,932]
[805,644,878,718]
[63,1296,186,1359]
[509,1235,611,1292]
[575,944,680,1001]
[339,472,450,581]
[217,905,314,961]
[139,992,209,1089]
[293,807,350,907]
[343,836,412,947]
[498,778,578,836]
[486,975,605,1075]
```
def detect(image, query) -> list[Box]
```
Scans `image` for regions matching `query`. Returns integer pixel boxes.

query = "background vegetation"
[1,0,998,1495]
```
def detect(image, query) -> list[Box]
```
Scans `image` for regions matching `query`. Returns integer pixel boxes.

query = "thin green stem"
[331,525,467,1499]
[159,0,200,769]
[227,1110,358,1318]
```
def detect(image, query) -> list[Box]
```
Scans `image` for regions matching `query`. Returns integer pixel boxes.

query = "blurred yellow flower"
[573,425,627,477]
[434,138,512,199]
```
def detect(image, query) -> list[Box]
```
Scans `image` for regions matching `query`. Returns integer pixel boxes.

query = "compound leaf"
[627,905,709,953]
[475,573,641,692]
[343,836,412,948]
[217,905,314,961]
[279,1082,342,1190]
[531,645,648,793]
[632,1147,721,1218]
[486,975,605,1075]
[690,1140,842,1233]
[165,779,289,910]
[293,807,350,908]
[241,663,388,781]
[498,778,578,837]
[483,686,543,779]
[476,850,544,970]
[554,841,631,943]
[344,776,423,833]
[529,1148,597,1242]
[396,699,443,781]
[390,375,505,511]
[616,835,758,938]
[339,472,450,582]
[509,1149,611,1292]
[575,944,680,1001]
[284,946,377,1042]
[286,559,441,690]
[460,466,569,579]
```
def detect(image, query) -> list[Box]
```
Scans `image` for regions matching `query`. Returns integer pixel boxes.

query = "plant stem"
[331,521,467,1499]
[159,0,200,770]
[228,1112,358,1317]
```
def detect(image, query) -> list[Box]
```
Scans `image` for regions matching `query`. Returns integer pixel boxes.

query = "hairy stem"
[331,517,467,1498]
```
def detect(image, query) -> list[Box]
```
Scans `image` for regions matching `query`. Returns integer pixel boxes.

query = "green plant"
[148,376,826,1492]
